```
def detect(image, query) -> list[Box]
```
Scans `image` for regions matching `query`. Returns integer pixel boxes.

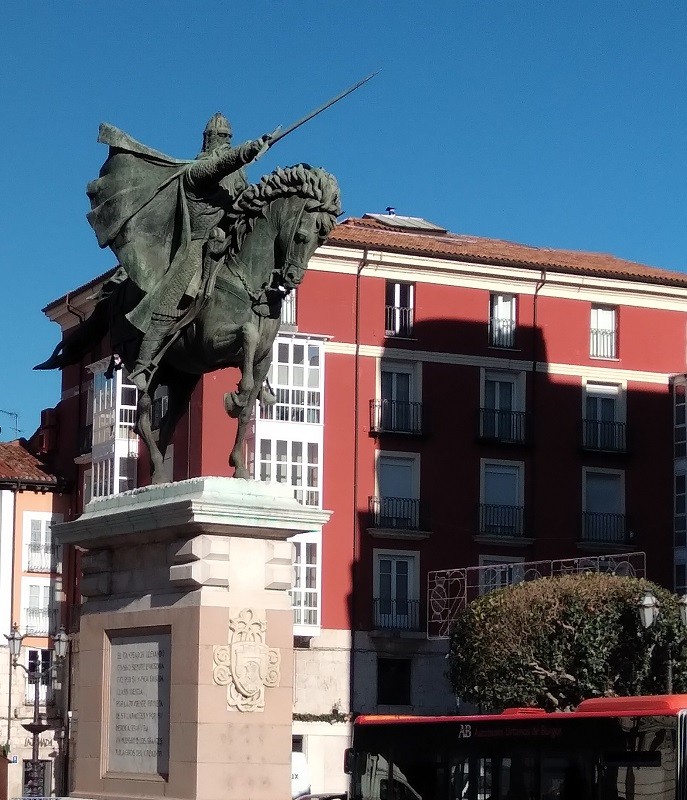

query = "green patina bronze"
[37,111,342,482]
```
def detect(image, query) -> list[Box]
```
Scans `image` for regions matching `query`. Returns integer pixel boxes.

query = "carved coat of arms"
[213,608,280,712]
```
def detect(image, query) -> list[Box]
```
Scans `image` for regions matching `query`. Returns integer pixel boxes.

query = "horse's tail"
[34,295,111,371]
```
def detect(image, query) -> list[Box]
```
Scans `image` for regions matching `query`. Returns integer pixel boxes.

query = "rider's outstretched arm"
[186,138,269,188]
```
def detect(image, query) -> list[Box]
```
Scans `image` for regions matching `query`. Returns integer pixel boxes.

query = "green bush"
[447,573,687,711]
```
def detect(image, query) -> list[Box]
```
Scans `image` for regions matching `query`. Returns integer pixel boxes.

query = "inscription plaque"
[108,631,171,776]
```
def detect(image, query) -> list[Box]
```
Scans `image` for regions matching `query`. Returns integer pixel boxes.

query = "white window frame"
[582,379,626,422]
[489,293,517,347]
[23,512,62,574]
[373,548,420,629]
[480,459,525,507]
[375,451,421,500]
[582,467,625,514]
[291,529,322,635]
[280,289,297,327]
[378,359,421,404]
[24,648,54,706]
[385,281,415,337]
[263,337,324,424]
[590,304,618,359]
[22,578,53,636]
[480,369,525,412]
[478,555,525,595]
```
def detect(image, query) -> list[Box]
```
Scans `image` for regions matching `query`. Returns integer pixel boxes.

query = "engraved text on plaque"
[108,632,171,775]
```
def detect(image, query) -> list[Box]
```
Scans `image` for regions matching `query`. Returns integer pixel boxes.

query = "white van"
[292,750,311,799]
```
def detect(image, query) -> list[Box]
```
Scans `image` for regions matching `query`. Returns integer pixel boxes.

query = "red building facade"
[43,213,687,793]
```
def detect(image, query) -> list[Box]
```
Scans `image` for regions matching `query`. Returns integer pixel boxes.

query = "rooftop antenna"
[386,206,396,216]
[0,410,21,439]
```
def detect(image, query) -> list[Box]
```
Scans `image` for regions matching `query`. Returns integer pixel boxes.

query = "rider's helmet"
[202,113,232,152]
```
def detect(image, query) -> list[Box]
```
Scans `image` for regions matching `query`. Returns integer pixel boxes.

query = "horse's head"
[227,164,341,294]
[264,166,341,292]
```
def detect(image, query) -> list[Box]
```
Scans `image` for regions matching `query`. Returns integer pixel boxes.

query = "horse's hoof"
[233,467,250,479]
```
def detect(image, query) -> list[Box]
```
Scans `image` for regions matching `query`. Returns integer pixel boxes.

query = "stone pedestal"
[54,477,330,800]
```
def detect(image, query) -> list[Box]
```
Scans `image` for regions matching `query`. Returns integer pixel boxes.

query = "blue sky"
[2,1,686,439]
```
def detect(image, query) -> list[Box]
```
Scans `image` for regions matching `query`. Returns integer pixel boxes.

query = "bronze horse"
[39,165,341,482]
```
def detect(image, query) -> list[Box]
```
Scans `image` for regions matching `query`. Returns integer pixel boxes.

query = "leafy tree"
[447,573,687,711]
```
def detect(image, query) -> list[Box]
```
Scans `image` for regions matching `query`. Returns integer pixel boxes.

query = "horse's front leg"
[134,385,166,483]
[224,321,259,418]
[229,351,272,479]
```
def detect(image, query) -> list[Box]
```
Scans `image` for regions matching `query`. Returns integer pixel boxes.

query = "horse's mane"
[223,164,342,255]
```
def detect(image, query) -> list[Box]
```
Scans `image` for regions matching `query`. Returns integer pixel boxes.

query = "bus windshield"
[350,715,679,800]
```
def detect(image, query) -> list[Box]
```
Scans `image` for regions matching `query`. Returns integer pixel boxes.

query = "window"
[24,584,53,635]
[262,340,322,423]
[481,370,525,442]
[259,439,320,507]
[374,549,420,630]
[583,382,625,450]
[480,460,524,537]
[385,281,414,337]
[674,378,687,458]
[374,361,422,434]
[583,469,626,543]
[22,759,51,798]
[373,453,421,529]
[377,657,411,706]
[676,472,686,548]
[25,514,61,574]
[489,293,516,348]
[281,290,296,327]
[25,649,54,706]
[677,562,687,595]
[478,555,525,595]
[591,305,617,359]
[292,533,320,629]
[151,385,169,431]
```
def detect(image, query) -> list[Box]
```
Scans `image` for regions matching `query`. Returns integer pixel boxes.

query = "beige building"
[0,438,69,799]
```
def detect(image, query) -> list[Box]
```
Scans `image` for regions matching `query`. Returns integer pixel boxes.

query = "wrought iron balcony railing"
[26,544,60,574]
[489,317,516,348]
[581,512,628,544]
[373,598,421,631]
[582,419,627,452]
[385,305,414,338]
[24,607,58,636]
[479,408,527,443]
[370,400,424,435]
[24,680,55,706]
[478,504,525,538]
[590,328,617,359]
[369,496,426,531]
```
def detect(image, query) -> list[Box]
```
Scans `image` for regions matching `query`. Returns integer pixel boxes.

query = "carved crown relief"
[213,608,280,712]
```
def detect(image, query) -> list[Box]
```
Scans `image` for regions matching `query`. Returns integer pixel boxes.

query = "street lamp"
[5,624,68,798]
[637,591,687,694]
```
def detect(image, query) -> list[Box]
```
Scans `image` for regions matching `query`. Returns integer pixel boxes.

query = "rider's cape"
[86,123,193,333]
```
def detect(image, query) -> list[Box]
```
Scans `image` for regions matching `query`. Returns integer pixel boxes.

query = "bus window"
[540,757,590,800]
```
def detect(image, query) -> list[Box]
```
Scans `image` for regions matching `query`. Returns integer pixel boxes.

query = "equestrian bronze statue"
[37,111,342,482]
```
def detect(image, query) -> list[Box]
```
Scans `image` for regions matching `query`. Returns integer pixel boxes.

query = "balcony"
[24,679,55,706]
[478,504,525,538]
[27,544,60,574]
[24,607,58,636]
[479,409,527,444]
[590,328,617,359]
[582,419,627,452]
[373,598,421,631]
[369,497,427,532]
[370,400,424,435]
[489,318,516,348]
[581,512,629,545]
[385,305,414,338]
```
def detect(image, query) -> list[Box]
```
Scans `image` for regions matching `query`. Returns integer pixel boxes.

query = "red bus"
[347,695,687,800]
